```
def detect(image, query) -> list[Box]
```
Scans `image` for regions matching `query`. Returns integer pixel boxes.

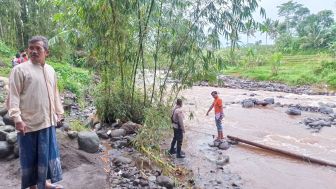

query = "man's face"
[211,93,217,98]
[28,41,49,64]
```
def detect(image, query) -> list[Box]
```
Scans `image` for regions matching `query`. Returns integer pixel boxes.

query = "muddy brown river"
[180,86,336,189]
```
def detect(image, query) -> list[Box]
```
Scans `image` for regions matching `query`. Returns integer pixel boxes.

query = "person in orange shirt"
[206,91,224,140]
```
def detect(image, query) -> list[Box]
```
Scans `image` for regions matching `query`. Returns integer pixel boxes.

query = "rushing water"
[180,86,336,189]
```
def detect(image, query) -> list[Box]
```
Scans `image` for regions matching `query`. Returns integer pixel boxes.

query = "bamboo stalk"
[227,135,336,168]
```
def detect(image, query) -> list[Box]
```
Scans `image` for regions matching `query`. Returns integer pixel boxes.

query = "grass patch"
[224,52,332,86]
[69,120,89,132]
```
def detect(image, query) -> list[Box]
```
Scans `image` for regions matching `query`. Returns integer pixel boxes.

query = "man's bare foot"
[46,182,64,189]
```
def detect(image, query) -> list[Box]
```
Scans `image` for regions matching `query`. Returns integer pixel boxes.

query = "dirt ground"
[0,130,107,189]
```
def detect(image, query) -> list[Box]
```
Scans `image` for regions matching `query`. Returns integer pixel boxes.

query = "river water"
[180,86,336,189]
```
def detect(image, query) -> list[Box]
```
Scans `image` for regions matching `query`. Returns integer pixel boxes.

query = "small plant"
[271,52,283,75]
[69,120,89,132]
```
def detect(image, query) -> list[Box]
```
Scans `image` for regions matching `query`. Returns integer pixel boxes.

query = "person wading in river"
[7,36,64,189]
[206,91,224,140]
[169,98,186,158]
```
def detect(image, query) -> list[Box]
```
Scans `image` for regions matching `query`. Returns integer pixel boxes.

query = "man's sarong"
[18,126,62,189]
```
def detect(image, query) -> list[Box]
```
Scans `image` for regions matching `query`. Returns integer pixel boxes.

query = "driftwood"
[227,135,336,168]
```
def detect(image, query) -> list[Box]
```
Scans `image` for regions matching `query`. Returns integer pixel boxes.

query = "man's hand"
[206,112,209,116]
[15,121,27,135]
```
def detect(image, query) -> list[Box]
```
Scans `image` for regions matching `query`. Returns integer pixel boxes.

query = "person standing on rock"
[206,91,224,140]
[169,98,186,158]
[6,36,64,189]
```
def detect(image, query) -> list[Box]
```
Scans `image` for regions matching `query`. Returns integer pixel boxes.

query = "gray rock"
[0,125,15,132]
[13,143,19,157]
[110,129,126,138]
[6,132,17,144]
[0,141,12,158]
[156,176,174,189]
[0,130,7,141]
[0,117,5,126]
[114,140,128,148]
[78,131,100,153]
[309,120,331,127]
[148,176,156,182]
[216,155,230,166]
[67,131,78,139]
[286,108,301,116]
[264,98,275,104]
[112,156,132,165]
[319,106,334,114]
[96,130,109,139]
[94,123,102,131]
[255,100,268,106]
[218,141,230,150]
[242,100,254,108]
[0,108,7,117]
[121,121,141,134]
[3,113,14,126]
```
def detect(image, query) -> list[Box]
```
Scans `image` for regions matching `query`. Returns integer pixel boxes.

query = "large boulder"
[286,108,301,116]
[78,131,100,153]
[110,129,126,138]
[3,113,14,126]
[121,121,141,134]
[264,98,275,105]
[242,99,255,108]
[218,141,230,150]
[156,176,174,189]
[0,141,12,158]
[319,106,334,114]
[67,131,78,139]
[6,132,17,144]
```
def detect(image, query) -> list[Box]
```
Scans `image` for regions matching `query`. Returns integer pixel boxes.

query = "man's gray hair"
[28,36,49,50]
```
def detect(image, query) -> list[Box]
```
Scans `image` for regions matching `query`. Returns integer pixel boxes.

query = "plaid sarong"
[18,126,62,189]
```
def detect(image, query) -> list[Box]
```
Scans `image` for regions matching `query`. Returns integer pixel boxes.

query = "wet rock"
[156,176,174,189]
[6,132,17,144]
[110,129,126,138]
[148,175,156,182]
[216,155,230,166]
[0,108,7,117]
[264,98,275,104]
[96,130,109,139]
[121,121,141,134]
[3,113,14,126]
[286,108,301,116]
[255,100,268,106]
[209,140,221,147]
[309,120,331,127]
[242,99,254,108]
[113,140,128,148]
[67,131,78,139]
[218,141,230,150]
[319,106,334,114]
[112,156,132,165]
[0,141,12,158]
[78,131,100,153]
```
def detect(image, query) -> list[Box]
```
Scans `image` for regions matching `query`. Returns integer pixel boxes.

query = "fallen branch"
[227,135,336,168]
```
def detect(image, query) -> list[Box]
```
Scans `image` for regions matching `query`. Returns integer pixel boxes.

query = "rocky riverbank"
[201,75,336,96]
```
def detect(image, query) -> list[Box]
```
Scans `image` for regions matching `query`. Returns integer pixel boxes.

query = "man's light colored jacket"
[6,61,64,133]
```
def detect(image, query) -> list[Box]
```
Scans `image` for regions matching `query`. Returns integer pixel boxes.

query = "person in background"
[12,53,21,67]
[169,98,186,158]
[206,91,224,140]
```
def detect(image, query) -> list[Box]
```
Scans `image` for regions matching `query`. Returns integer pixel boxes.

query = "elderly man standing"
[7,36,64,189]
[169,98,186,158]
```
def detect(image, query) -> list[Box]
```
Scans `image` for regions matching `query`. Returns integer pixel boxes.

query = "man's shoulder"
[45,63,56,72]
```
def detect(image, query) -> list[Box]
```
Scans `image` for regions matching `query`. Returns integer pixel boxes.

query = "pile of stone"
[0,108,19,160]
[241,97,275,108]
[107,152,175,189]
[302,114,336,132]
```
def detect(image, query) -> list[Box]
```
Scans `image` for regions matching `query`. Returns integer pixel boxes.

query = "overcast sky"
[241,0,336,45]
